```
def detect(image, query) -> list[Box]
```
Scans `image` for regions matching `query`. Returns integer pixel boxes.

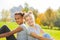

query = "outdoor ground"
[0,22,60,40]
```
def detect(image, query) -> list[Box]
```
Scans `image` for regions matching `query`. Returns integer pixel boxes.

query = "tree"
[22,3,29,13]
[54,7,60,29]
[45,7,56,29]
[32,9,38,19]
[10,5,23,22]
[56,7,60,18]
[22,3,38,19]
[1,9,11,22]
[36,13,47,25]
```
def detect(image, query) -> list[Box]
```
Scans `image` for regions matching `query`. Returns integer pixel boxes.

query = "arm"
[39,28,53,40]
[0,26,23,38]
[30,32,51,40]
[40,29,45,34]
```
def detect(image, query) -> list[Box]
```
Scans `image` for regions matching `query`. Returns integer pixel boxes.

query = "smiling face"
[15,14,24,25]
[25,14,35,26]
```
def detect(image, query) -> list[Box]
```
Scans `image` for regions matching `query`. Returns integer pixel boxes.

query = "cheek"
[26,21,29,24]
[19,19,23,22]
[26,19,32,23]
[27,21,32,25]
[26,20,30,25]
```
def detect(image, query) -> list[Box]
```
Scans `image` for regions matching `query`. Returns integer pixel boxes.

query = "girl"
[24,12,54,40]
[0,12,28,40]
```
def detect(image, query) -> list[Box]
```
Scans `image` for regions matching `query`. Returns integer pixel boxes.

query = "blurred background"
[0,0,60,40]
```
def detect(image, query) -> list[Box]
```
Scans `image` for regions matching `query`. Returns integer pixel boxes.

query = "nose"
[28,20,32,23]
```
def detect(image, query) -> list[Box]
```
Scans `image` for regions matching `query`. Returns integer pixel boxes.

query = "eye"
[17,18,19,19]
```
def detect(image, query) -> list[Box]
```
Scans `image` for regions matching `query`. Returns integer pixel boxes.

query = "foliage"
[22,3,38,19]
[1,9,11,22]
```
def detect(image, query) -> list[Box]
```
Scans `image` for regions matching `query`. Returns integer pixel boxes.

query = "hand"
[39,37,50,40]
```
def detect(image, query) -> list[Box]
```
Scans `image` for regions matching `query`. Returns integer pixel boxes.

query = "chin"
[30,24,33,26]
[17,23,20,25]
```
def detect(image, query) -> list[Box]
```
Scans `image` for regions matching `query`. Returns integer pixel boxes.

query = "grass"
[0,22,60,40]
[0,22,18,40]
[43,29,60,40]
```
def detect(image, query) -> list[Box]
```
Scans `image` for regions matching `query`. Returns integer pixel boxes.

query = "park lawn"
[0,22,18,40]
[0,22,60,40]
[43,29,60,40]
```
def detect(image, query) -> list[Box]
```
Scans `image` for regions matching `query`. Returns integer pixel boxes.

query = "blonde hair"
[24,11,35,25]
[24,12,34,19]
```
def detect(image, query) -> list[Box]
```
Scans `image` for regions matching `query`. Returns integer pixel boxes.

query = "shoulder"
[35,24,40,27]
[19,24,27,29]
[35,24,40,26]
[35,24,41,29]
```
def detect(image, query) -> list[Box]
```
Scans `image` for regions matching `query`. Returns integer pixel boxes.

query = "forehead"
[15,15,22,18]
[25,15,33,19]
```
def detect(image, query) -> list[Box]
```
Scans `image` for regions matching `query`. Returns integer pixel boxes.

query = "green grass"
[0,22,60,40]
[43,29,60,40]
[0,22,18,40]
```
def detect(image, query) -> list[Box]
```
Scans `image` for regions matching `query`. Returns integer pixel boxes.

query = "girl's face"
[25,15,35,26]
[15,15,23,25]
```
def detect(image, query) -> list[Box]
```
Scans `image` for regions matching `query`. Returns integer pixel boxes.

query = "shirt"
[27,24,41,40]
[27,24,52,40]
[17,23,28,40]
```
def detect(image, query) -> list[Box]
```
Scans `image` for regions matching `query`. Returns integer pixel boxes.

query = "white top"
[17,23,28,40]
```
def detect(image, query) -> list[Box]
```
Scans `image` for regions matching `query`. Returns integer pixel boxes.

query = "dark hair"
[15,12,24,17]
